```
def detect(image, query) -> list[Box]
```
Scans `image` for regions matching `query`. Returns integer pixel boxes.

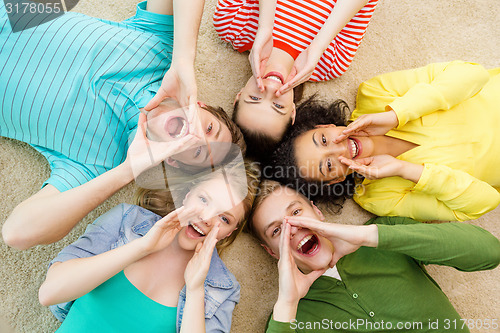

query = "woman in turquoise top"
[39,163,259,332]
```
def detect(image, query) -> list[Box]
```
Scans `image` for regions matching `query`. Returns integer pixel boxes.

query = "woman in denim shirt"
[38,163,259,332]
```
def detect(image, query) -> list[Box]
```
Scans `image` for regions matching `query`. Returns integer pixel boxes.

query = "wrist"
[273,299,299,323]
[399,161,424,183]
[186,285,205,297]
[115,162,135,184]
[361,225,379,247]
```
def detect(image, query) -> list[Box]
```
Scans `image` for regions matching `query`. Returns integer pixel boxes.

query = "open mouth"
[165,116,188,138]
[186,222,206,239]
[297,234,320,256]
[349,138,360,159]
[263,71,284,85]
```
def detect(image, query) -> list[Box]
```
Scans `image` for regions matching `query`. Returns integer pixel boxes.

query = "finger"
[279,222,292,259]
[177,205,203,226]
[200,222,220,256]
[277,68,297,97]
[144,91,168,111]
[284,216,323,231]
[194,242,203,254]
[332,133,348,144]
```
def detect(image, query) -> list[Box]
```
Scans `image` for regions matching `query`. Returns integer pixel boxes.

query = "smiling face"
[251,186,334,273]
[177,176,246,251]
[294,125,374,183]
[146,99,233,168]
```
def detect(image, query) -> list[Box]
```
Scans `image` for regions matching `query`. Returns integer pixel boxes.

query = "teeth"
[297,235,312,251]
[191,223,205,236]
[266,75,282,84]
[178,120,188,137]
[350,139,359,158]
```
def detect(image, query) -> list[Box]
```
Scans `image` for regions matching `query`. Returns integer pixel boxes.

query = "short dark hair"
[269,97,356,207]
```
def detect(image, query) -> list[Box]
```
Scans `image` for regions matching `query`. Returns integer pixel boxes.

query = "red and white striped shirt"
[213,0,378,81]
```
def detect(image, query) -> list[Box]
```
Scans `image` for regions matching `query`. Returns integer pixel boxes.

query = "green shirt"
[267,216,500,333]
[57,270,177,333]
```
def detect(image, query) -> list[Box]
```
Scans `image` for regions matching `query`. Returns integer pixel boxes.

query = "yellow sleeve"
[352,61,490,127]
[354,164,500,221]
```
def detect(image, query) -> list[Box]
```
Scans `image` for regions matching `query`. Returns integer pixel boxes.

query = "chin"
[177,229,203,251]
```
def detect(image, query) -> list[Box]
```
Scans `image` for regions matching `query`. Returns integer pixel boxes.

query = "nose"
[326,141,347,157]
[263,79,280,95]
[289,225,299,237]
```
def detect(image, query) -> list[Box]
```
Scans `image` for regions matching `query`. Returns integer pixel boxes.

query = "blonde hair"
[134,161,260,253]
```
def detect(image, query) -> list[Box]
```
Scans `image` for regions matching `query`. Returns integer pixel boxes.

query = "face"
[177,176,246,250]
[235,73,296,141]
[251,187,334,273]
[294,125,373,183]
[146,99,233,167]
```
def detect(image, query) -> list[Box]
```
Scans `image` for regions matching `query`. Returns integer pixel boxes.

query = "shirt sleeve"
[374,216,500,272]
[355,164,500,221]
[266,317,296,333]
[352,61,490,126]
[205,284,240,333]
[213,0,247,45]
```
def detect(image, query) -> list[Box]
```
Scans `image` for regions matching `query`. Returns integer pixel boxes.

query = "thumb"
[144,91,167,111]
[277,68,297,96]
[195,242,203,254]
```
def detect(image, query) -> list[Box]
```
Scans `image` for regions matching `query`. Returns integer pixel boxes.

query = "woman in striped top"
[214,0,379,158]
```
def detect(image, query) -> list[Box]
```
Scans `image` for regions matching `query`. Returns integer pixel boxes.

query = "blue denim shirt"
[48,204,240,333]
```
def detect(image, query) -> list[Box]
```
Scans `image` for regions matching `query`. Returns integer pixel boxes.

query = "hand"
[144,61,198,112]
[276,223,326,305]
[140,206,202,255]
[184,222,220,292]
[339,154,404,180]
[249,29,273,92]
[334,111,399,143]
[283,217,378,267]
[277,47,322,96]
[125,113,200,177]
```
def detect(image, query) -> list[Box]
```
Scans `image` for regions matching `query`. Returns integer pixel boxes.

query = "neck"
[265,47,295,78]
[372,135,417,157]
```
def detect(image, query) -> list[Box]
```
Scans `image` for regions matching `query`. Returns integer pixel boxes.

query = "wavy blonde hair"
[134,161,260,253]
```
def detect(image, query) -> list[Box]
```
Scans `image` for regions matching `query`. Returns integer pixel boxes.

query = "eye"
[273,102,284,109]
[291,208,302,216]
[198,195,208,204]
[206,123,213,134]
[321,134,327,145]
[250,95,260,101]
[194,146,202,158]
[326,159,332,172]
[271,226,281,237]
[219,215,230,224]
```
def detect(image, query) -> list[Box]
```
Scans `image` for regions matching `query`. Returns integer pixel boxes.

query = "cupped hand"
[184,222,220,292]
[283,217,375,267]
[141,206,202,255]
[339,154,403,180]
[276,222,326,305]
[144,61,198,111]
[125,113,200,177]
[277,47,322,96]
[334,111,399,143]
[249,29,273,92]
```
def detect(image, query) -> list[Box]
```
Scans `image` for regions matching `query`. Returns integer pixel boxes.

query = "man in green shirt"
[247,180,500,333]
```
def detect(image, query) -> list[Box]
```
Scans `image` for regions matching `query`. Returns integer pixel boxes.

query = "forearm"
[180,288,206,333]
[310,0,369,53]
[39,238,149,306]
[397,160,424,183]
[257,0,277,32]
[3,163,134,249]
[375,217,500,271]
[172,0,205,64]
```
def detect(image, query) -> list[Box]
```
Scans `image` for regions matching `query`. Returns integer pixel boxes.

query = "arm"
[145,0,205,109]
[353,61,490,127]
[2,114,197,249]
[39,206,187,306]
[375,216,500,272]
[355,163,500,221]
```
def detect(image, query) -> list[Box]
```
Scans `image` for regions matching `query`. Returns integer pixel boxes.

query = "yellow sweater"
[351,61,500,221]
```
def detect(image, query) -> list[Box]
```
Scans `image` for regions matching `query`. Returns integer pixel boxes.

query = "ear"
[291,103,297,125]
[315,124,336,129]
[197,101,207,108]
[182,191,191,206]
[261,243,279,259]
[310,201,325,221]
[165,157,179,168]
[327,176,346,185]
[233,89,243,106]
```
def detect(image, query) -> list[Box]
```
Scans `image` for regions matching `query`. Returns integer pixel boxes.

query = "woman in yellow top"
[270,61,500,221]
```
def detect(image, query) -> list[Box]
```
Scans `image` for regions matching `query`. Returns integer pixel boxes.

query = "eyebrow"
[312,133,325,176]
[244,99,287,116]
[263,200,299,235]
[214,119,222,140]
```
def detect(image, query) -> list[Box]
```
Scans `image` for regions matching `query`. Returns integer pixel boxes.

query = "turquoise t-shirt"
[57,270,177,332]
[0,1,173,191]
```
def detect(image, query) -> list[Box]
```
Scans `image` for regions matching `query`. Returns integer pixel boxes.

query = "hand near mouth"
[284,216,379,268]
[273,222,326,322]
[339,155,420,181]
[334,110,399,143]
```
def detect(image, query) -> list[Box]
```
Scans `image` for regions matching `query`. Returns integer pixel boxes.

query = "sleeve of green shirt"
[375,216,500,271]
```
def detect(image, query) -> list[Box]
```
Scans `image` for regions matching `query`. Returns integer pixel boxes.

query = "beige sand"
[0,0,499,332]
